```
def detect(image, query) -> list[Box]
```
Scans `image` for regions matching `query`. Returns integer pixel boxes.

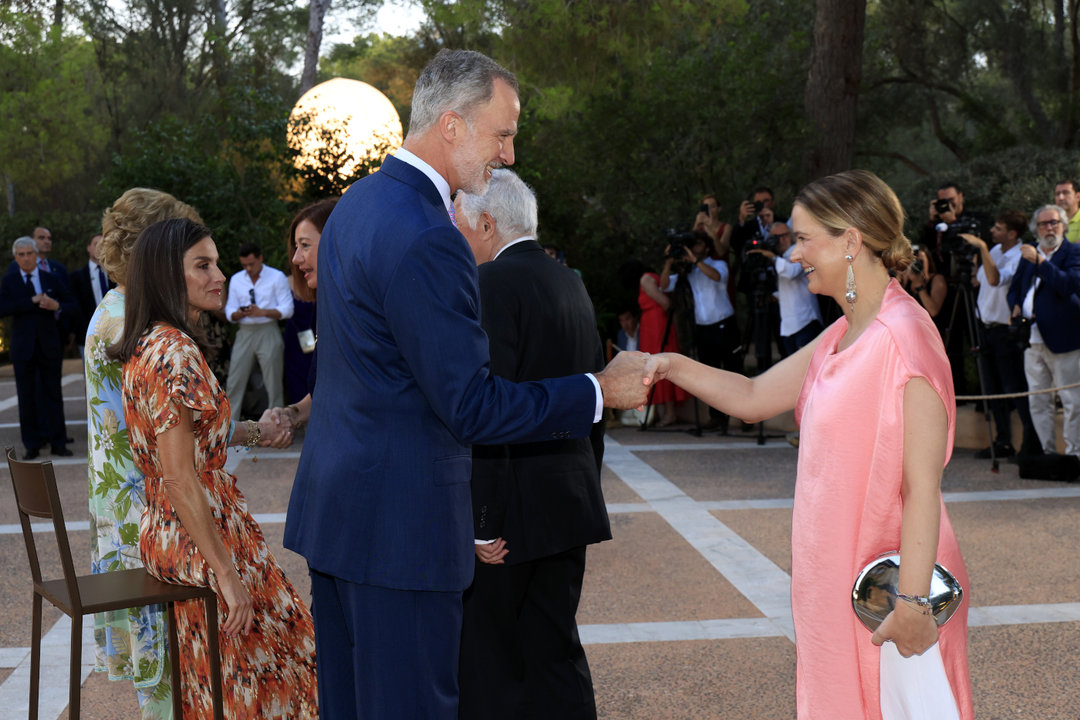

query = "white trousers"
[226,322,285,422]
[1023,343,1080,456]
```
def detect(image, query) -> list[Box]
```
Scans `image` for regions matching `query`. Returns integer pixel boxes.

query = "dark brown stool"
[6,447,225,719]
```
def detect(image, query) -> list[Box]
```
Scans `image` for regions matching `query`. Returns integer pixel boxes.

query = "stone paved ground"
[1,362,1078,719]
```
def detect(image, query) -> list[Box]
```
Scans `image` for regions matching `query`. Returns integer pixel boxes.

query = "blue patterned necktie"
[448,202,457,228]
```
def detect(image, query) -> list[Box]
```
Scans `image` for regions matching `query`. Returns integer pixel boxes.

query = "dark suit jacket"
[0,267,78,363]
[284,155,597,593]
[70,264,115,341]
[1007,240,1080,354]
[471,241,611,564]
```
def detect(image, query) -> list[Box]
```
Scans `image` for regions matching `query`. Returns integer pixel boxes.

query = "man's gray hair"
[12,236,36,257]
[1031,204,1070,234]
[407,49,519,138]
[457,169,538,240]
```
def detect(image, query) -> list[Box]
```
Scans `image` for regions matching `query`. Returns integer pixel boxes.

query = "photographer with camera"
[1007,204,1080,459]
[659,230,741,431]
[899,245,948,319]
[919,182,990,399]
[746,222,823,357]
[960,210,1038,459]
[732,186,785,258]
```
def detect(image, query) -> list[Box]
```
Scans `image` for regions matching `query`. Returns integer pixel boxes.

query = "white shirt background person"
[224,247,295,421]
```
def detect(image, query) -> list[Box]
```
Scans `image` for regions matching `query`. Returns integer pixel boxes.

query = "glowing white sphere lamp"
[288,78,403,179]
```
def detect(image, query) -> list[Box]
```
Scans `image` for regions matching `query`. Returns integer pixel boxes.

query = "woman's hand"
[218,569,255,637]
[643,352,674,389]
[871,600,939,657]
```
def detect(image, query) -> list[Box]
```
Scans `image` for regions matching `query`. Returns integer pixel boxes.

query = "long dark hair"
[287,197,338,302]
[108,218,213,363]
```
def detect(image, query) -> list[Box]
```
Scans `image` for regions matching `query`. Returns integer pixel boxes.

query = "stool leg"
[204,595,224,720]
[69,614,82,719]
[29,593,42,720]
[168,601,183,718]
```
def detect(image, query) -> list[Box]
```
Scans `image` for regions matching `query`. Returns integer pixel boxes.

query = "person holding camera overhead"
[660,230,741,430]
[900,245,948,319]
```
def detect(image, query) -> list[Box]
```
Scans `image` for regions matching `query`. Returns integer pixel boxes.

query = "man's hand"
[1020,244,1040,264]
[32,293,59,311]
[596,351,650,410]
[739,200,756,224]
[475,538,508,565]
[960,233,985,252]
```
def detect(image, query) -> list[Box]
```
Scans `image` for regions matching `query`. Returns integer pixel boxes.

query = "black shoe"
[974,443,1015,459]
[23,448,39,460]
[51,446,73,457]
[65,436,74,444]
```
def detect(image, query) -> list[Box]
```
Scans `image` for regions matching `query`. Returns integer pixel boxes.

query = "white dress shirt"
[663,258,734,324]
[774,246,822,337]
[975,242,1021,326]
[224,265,294,324]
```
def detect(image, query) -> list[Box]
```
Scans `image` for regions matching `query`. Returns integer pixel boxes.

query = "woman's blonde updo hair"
[98,188,203,287]
[794,169,913,273]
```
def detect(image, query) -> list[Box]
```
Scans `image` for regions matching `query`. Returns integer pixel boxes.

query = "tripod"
[743,285,785,446]
[941,281,999,471]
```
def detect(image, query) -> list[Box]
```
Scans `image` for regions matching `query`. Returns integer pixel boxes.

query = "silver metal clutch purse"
[851,553,963,632]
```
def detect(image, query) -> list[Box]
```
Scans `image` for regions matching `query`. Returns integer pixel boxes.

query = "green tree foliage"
[96,84,294,276]
[0,8,108,214]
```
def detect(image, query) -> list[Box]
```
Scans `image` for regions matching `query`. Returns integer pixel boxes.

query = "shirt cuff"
[474,538,497,545]
[586,373,603,423]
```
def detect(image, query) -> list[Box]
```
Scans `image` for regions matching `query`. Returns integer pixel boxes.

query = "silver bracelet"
[896,592,932,615]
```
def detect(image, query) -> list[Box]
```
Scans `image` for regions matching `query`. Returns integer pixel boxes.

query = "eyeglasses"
[1036,219,1062,229]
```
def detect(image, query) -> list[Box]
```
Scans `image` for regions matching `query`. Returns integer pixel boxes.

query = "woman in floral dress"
[87,188,207,717]
[102,215,317,717]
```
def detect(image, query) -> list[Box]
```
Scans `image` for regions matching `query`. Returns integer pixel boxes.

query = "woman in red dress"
[637,266,687,425]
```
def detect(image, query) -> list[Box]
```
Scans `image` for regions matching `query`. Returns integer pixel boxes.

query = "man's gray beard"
[1038,234,1064,251]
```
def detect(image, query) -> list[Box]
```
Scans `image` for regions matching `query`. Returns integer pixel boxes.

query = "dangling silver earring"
[844,254,857,311]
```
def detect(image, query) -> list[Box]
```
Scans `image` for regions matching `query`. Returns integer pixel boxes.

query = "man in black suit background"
[0,236,77,458]
[70,232,115,352]
[454,169,610,720]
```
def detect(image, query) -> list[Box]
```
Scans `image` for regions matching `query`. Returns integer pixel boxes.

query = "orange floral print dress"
[123,323,318,719]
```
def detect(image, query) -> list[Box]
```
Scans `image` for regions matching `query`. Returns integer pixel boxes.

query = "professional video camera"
[934,215,981,281]
[664,228,698,273]
[737,230,779,297]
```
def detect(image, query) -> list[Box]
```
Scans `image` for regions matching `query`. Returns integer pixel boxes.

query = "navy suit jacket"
[284,155,597,592]
[1007,240,1080,354]
[0,267,78,364]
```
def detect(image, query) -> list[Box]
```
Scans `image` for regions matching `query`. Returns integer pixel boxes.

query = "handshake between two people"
[252,352,677,451]
[595,351,672,410]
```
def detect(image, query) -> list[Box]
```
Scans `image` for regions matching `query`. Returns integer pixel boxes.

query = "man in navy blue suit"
[284,50,648,719]
[1008,204,1080,457]
[0,237,77,458]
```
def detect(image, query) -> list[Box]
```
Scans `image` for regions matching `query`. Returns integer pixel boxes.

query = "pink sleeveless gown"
[792,280,973,719]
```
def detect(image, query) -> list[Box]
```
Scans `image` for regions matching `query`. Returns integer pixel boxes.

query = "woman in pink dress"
[643,170,973,719]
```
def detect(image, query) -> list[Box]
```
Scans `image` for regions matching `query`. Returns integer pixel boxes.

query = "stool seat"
[6,447,224,719]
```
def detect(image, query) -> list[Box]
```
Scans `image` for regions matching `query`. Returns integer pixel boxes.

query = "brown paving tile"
[230,454,302,515]
[636,448,799,502]
[969,623,1080,719]
[0,668,11,683]
[601,466,643,504]
[3,532,82,646]
[711,508,793,575]
[62,671,141,720]
[947,498,1080,606]
[580,513,761,625]
[590,638,796,719]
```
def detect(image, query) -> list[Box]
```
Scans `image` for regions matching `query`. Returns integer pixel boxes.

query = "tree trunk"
[300,0,333,97]
[5,175,14,217]
[803,0,867,180]
[52,0,64,27]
